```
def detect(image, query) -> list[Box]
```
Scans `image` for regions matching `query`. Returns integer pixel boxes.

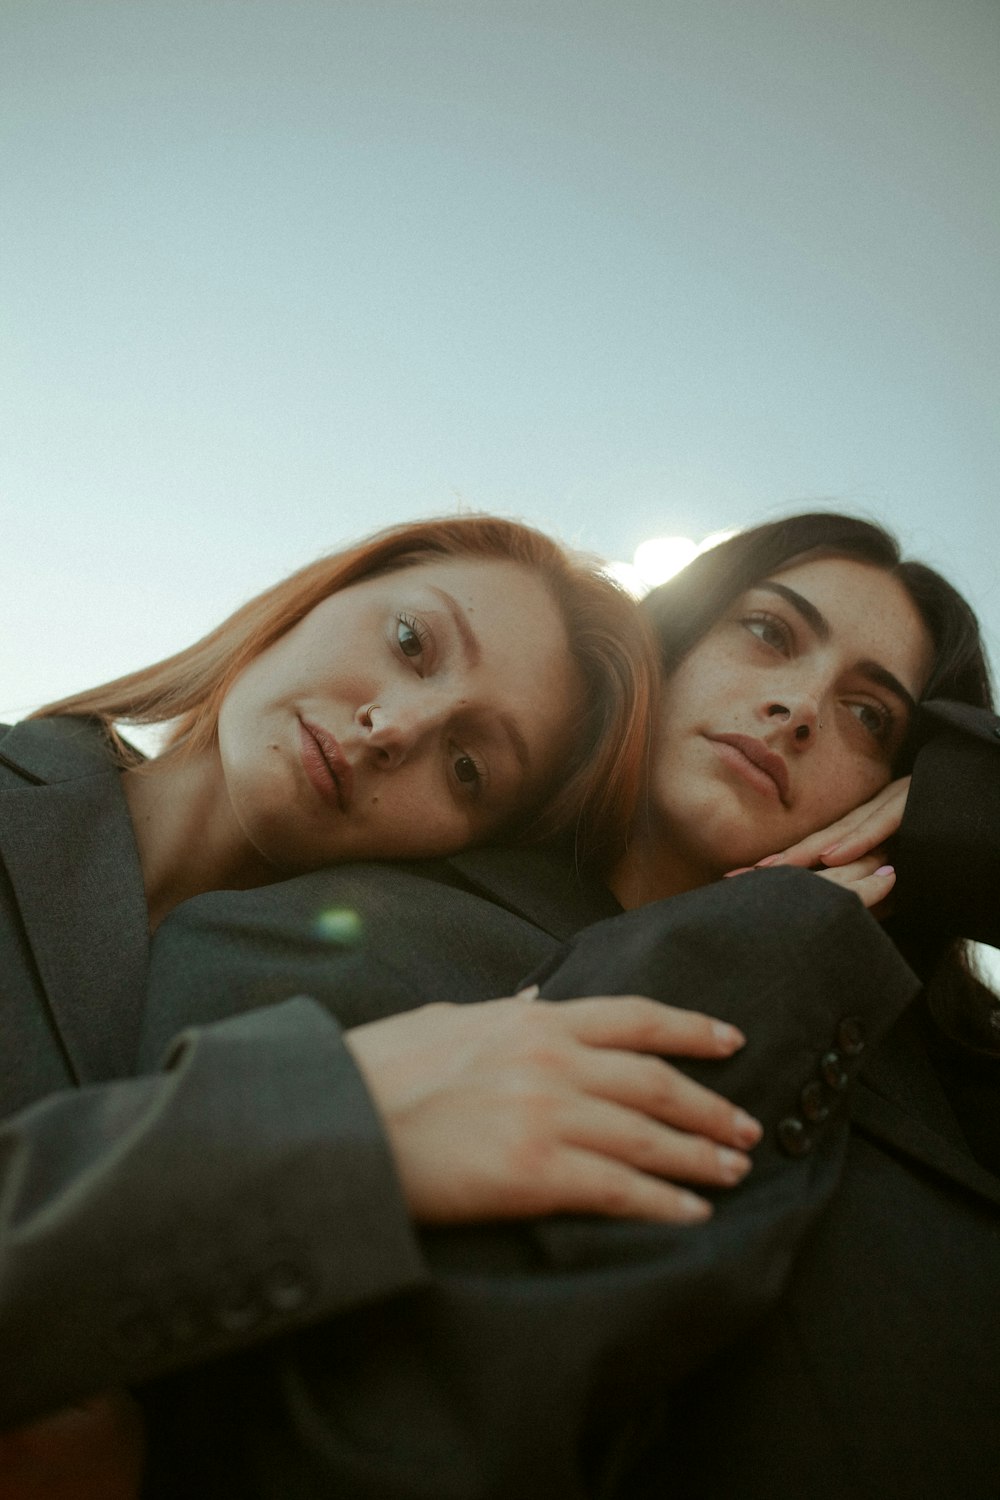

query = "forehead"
[761,556,934,694]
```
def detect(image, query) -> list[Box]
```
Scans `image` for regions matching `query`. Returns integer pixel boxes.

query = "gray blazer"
[2,712,998,1500]
[138,703,1000,1500]
[0,717,425,1422]
[3,714,920,1453]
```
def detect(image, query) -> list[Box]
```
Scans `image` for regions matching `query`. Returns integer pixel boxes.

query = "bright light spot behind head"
[633,536,699,587]
[600,560,647,598]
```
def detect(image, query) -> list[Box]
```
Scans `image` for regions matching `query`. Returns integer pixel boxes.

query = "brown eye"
[849,700,892,741]
[396,617,424,658]
[743,614,790,652]
[453,754,481,785]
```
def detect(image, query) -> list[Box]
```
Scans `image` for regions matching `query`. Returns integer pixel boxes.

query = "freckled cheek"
[811,752,885,824]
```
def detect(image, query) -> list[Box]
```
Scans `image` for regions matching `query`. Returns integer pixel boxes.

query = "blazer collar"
[443,844,621,940]
[855,1007,1000,1210]
[0,718,149,1082]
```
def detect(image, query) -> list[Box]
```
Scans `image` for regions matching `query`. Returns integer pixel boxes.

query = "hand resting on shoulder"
[346,991,762,1226]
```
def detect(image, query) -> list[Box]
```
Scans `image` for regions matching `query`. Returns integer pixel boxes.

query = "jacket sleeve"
[190,870,925,1500]
[0,997,428,1429]
[895,698,1000,946]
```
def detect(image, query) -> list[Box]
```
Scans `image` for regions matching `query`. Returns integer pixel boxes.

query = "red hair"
[36,515,657,867]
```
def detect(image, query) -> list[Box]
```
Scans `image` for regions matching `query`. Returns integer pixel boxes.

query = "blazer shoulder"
[0,716,119,787]
[918,698,1000,748]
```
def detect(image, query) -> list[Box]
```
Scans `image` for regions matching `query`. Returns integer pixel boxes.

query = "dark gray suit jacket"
[630,701,1000,1500]
[2,711,997,1500]
[138,702,1000,1499]
[0,718,426,1424]
[3,715,921,1468]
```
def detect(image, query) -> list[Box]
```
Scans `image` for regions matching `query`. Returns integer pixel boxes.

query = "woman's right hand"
[345,994,762,1226]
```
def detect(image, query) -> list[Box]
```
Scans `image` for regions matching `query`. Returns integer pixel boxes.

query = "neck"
[607,822,717,910]
[123,748,278,932]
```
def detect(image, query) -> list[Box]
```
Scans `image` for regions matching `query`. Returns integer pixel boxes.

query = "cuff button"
[800,1079,831,1124]
[777,1116,814,1157]
[836,1016,865,1056]
[820,1051,848,1091]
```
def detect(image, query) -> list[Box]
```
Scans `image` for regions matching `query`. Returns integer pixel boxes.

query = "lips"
[709,734,790,804]
[298,718,353,812]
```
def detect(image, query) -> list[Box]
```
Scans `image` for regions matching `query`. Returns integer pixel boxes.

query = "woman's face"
[646,556,934,886]
[216,557,582,872]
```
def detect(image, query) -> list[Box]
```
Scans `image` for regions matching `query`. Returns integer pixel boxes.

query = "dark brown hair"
[642,512,993,722]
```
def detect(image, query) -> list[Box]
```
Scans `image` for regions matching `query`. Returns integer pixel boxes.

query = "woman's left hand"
[741,775,911,872]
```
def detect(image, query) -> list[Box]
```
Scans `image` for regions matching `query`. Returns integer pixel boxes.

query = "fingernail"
[712,1020,746,1050]
[875,864,895,877]
[516,984,540,1000]
[717,1148,752,1183]
[820,843,842,857]
[755,855,781,868]
[677,1192,713,1222]
[723,867,753,878]
[734,1109,763,1146]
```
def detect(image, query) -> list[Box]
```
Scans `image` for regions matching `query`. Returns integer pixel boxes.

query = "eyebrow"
[427,585,532,777]
[497,712,531,776]
[429,586,481,668]
[756,580,918,713]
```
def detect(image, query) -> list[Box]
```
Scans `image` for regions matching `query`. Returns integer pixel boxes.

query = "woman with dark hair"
[632,511,999,1050]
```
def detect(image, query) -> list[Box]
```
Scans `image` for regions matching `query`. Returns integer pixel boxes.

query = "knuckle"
[589,1175,634,1217]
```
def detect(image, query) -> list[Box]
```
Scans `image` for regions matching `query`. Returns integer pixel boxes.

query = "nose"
[355,697,447,769]
[765,696,821,745]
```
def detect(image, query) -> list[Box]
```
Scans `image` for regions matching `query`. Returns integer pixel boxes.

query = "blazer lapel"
[0,734,149,1084]
[854,1008,1000,1209]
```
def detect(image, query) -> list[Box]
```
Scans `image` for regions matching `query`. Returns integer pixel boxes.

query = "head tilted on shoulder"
[36,514,657,916]
[612,511,993,907]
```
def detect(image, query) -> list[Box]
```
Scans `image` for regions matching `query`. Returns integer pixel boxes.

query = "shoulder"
[0,716,120,788]
[917,699,1000,749]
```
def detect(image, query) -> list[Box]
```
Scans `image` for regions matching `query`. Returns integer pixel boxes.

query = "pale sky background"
[3,0,998,721]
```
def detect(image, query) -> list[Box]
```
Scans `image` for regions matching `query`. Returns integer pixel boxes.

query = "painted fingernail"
[677,1192,713,1222]
[723,867,753,878]
[712,1020,746,1049]
[734,1109,763,1146]
[875,864,895,877]
[717,1148,752,1183]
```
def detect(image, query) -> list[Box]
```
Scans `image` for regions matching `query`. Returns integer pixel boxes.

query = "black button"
[836,1016,865,1056]
[777,1117,813,1157]
[820,1051,848,1091]
[800,1079,831,1124]
[260,1262,311,1313]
